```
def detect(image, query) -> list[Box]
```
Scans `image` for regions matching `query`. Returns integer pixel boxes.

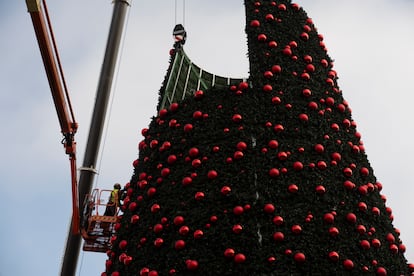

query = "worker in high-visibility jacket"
[104,183,121,216]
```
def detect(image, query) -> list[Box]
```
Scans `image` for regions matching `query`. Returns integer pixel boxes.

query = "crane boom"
[26,0,79,233]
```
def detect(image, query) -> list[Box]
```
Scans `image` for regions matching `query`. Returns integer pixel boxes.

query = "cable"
[174,0,186,25]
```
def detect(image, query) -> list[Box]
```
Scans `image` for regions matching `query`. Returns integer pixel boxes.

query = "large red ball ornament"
[208,170,218,179]
[234,253,246,263]
[291,225,302,234]
[343,259,354,270]
[329,227,339,237]
[273,232,285,242]
[118,240,128,250]
[360,240,370,250]
[372,239,381,248]
[269,168,280,177]
[258,34,267,42]
[268,140,279,149]
[233,206,244,215]
[264,203,276,214]
[250,20,260,27]
[224,248,235,258]
[268,41,278,48]
[323,213,335,224]
[288,184,299,193]
[273,216,284,225]
[232,114,243,122]
[233,224,243,234]
[186,260,199,271]
[263,84,273,92]
[174,240,185,250]
[346,213,357,224]
[272,64,282,73]
[293,161,304,171]
[328,251,339,262]
[294,252,306,263]
[193,230,204,239]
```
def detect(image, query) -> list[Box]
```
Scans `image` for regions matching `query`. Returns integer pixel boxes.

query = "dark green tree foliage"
[104,0,412,275]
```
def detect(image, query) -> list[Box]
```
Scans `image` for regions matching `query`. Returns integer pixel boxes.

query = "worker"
[104,183,121,216]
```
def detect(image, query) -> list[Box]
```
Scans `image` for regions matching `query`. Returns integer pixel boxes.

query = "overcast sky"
[1,1,414,275]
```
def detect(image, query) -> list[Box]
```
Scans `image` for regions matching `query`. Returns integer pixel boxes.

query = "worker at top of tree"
[173,24,186,48]
[104,183,121,216]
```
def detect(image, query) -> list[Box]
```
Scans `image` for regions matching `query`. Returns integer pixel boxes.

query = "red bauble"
[328,251,339,262]
[234,253,246,263]
[233,206,244,215]
[207,170,218,179]
[269,168,280,177]
[323,213,335,224]
[174,240,186,250]
[273,215,284,225]
[258,34,267,42]
[118,240,128,250]
[293,161,304,171]
[294,252,306,263]
[343,259,354,270]
[186,260,199,271]
[264,203,276,214]
[130,214,140,224]
[250,20,260,27]
[272,64,282,73]
[273,231,285,242]
[224,248,235,258]
[346,213,357,224]
[360,240,370,250]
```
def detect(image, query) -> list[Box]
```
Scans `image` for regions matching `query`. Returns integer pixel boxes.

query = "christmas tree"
[104,1,413,275]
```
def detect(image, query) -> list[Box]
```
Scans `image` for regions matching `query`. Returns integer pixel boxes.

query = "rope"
[175,0,186,25]
[42,0,77,126]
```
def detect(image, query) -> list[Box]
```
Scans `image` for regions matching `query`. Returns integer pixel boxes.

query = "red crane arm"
[26,0,80,233]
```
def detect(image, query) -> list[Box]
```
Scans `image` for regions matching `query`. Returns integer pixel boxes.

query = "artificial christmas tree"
[104,1,413,275]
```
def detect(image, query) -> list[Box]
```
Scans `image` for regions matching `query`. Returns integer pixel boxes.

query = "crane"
[25,0,131,275]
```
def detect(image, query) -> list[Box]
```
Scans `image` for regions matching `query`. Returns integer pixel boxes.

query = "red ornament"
[268,140,279,149]
[360,240,370,250]
[173,216,184,226]
[232,224,243,234]
[234,253,246,263]
[343,259,354,270]
[272,65,282,73]
[315,185,326,194]
[328,251,339,262]
[250,20,260,27]
[288,184,299,193]
[273,231,285,242]
[346,213,357,224]
[294,252,306,263]
[221,186,231,195]
[263,84,273,92]
[323,213,335,224]
[173,240,186,250]
[207,170,218,179]
[233,206,244,215]
[269,168,280,177]
[118,240,128,250]
[329,227,339,237]
[273,215,284,225]
[224,248,235,258]
[293,161,304,171]
[264,203,276,214]
[291,225,302,234]
[186,260,199,271]
[258,34,267,42]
